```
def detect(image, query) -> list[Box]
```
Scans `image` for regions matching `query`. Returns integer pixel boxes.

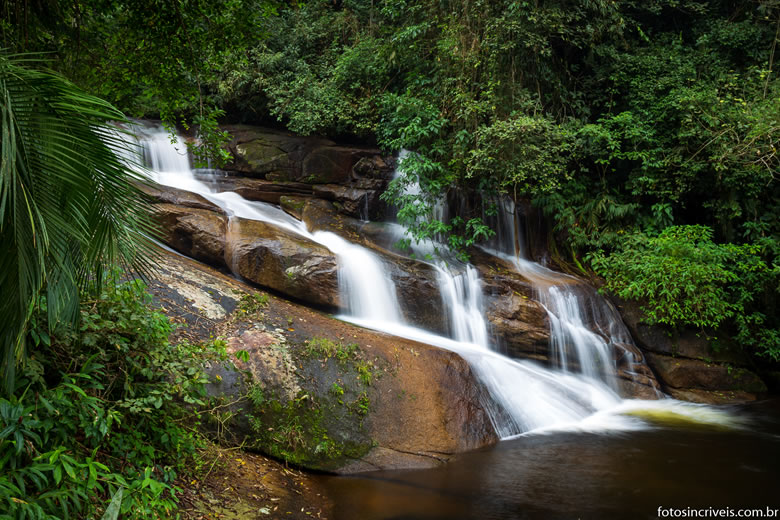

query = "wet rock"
[136,181,222,212]
[142,249,500,473]
[211,325,498,473]
[353,155,395,180]
[613,298,766,402]
[152,204,227,266]
[223,125,331,179]
[645,352,767,402]
[470,249,662,399]
[302,199,363,242]
[312,184,383,219]
[613,342,663,397]
[614,297,750,365]
[302,146,374,184]
[213,177,312,204]
[227,218,340,309]
[301,199,447,333]
[469,251,551,360]
[279,195,308,220]
[487,292,550,362]
[223,125,385,185]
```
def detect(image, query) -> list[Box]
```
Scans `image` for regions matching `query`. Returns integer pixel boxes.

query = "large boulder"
[223,125,389,185]
[227,218,340,309]
[144,250,499,473]
[221,124,393,220]
[614,297,766,403]
[152,204,227,267]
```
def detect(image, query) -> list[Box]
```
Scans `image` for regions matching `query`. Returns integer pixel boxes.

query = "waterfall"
[484,198,651,391]
[131,126,731,439]
[310,232,403,323]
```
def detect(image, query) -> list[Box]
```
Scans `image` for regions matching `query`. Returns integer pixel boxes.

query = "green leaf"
[100,488,123,520]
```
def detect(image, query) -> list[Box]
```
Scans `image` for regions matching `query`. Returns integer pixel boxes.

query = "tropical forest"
[0,0,779,518]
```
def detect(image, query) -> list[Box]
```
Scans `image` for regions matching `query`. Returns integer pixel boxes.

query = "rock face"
[153,204,227,267]
[143,249,498,473]
[615,298,767,404]
[137,181,222,212]
[222,125,394,220]
[300,199,447,333]
[147,191,448,331]
[227,218,340,308]
[212,177,312,204]
[468,249,662,398]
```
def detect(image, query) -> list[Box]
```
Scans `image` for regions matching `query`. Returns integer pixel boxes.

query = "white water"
[484,199,646,391]
[131,127,736,437]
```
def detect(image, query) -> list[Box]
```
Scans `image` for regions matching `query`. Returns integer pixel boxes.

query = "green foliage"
[236,292,270,316]
[329,382,344,398]
[591,226,779,360]
[354,360,374,386]
[303,337,359,365]
[0,275,227,519]
[246,387,371,468]
[0,52,155,393]
[350,392,370,417]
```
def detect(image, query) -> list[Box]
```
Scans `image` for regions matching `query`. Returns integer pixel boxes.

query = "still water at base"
[318,400,780,519]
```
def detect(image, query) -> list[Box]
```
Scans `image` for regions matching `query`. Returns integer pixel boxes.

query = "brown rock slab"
[223,124,387,186]
[152,204,227,267]
[142,248,499,473]
[646,352,767,394]
[227,217,341,309]
[137,181,222,212]
[214,178,312,204]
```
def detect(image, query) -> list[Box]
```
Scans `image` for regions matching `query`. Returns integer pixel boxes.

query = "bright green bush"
[591,226,779,360]
[0,275,226,519]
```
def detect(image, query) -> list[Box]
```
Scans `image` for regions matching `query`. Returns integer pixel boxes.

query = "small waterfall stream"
[130,125,733,439]
[483,198,647,391]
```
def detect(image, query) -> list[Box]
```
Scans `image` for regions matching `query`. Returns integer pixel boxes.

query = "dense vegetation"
[0,0,777,515]
[0,276,225,518]
[4,0,778,354]
[0,53,155,392]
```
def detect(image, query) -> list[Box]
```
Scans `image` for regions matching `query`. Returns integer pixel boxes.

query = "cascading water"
[483,198,649,391]
[131,125,734,439]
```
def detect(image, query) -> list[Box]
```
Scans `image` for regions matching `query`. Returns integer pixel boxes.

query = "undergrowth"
[0,274,227,519]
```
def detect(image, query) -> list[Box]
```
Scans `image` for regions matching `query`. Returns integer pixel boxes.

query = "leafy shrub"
[591,226,779,360]
[0,275,226,519]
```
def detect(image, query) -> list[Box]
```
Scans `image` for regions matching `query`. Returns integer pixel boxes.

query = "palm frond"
[0,52,158,392]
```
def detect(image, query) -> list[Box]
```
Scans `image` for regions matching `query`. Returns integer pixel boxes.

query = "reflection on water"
[319,400,780,519]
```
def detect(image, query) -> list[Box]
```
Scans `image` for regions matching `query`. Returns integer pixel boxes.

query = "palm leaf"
[0,52,158,392]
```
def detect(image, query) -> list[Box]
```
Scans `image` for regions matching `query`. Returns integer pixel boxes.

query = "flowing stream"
[130,124,736,438]
[481,198,648,390]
